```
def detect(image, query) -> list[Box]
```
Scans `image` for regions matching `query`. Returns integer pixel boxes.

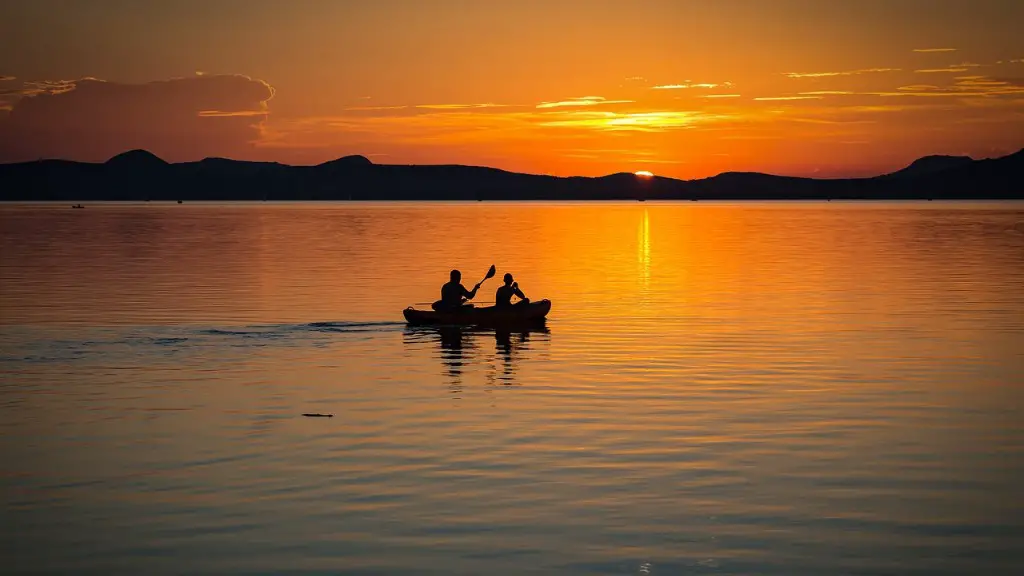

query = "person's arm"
[513,282,526,300]
[462,284,480,301]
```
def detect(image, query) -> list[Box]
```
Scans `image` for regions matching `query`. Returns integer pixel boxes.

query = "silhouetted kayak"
[403,299,552,327]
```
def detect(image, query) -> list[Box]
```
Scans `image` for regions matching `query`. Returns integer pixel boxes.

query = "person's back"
[440,280,465,306]
[434,269,479,311]
[495,273,528,307]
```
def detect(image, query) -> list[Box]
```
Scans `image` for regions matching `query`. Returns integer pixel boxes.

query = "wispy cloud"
[699,94,742,98]
[913,48,957,53]
[651,82,724,90]
[783,68,900,78]
[558,147,682,164]
[538,110,729,131]
[956,77,1018,88]
[536,96,634,109]
[915,67,969,73]
[415,103,519,110]
[262,104,737,154]
[872,75,1024,97]
[754,96,823,101]
[0,76,15,82]
[560,148,658,156]
[343,105,409,111]
[718,134,783,141]
[787,117,878,125]
[198,110,269,117]
[19,78,91,96]
[798,91,855,96]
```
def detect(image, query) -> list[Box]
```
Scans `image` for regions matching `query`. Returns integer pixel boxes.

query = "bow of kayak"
[403,299,552,327]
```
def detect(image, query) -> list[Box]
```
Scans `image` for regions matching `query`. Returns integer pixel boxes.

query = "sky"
[1,0,1023,178]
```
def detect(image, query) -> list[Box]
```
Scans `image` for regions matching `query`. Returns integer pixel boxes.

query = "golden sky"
[1,0,1023,178]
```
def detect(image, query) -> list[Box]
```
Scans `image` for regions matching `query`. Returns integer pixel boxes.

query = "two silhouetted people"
[432,269,528,311]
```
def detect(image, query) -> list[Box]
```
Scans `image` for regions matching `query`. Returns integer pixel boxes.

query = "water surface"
[2,202,1023,575]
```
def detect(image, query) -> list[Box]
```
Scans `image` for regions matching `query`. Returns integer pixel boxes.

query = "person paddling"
[433,269,482,311]
[495,273,529,307]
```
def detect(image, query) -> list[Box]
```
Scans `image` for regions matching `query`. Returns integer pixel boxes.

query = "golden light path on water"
[639,207,651,289]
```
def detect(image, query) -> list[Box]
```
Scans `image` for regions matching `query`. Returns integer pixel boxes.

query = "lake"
[2,202,1023,575]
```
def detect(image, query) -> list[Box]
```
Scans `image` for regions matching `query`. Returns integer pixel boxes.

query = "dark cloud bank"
[0,75,273,163]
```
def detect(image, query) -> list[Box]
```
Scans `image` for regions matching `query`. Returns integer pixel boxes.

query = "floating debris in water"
[302,413,333,418]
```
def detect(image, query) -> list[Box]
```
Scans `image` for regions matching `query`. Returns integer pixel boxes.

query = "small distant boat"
[71,204,84,209]
[403,299,552,327]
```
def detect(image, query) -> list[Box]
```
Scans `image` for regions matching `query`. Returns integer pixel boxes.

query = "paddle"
[475,264,497,291]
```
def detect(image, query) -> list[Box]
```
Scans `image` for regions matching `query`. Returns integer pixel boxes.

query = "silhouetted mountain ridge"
[881,155,974,178]
[1,148,1022,201]
[106,149,168,167]
[317,155,373,168]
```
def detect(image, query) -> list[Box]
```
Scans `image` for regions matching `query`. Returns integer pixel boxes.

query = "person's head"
[450,269,461,283]
[503,273,514,285]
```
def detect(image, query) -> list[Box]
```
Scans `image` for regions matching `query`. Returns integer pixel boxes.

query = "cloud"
[651,83,723,90]
[344,105,409,111]
[538,110,729,131]
[913,48,957,53]
[872,75,1024,97]
[754,96,823,101]
[536,96,634,109]
[915,67,969,73]
[415,103,520,109]
[197,110,271,117]
[0,76,15,82]
[0,74,274,163]
[699,94,742,98]
[783,68,901,78]
[798,91,856,96]
[264,104,733,151]
[898,84,944,91]
[557,147,682,164]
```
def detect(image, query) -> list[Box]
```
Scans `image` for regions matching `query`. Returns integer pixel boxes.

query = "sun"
[634,170,654,178]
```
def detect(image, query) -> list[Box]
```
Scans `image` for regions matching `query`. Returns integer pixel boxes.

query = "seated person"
[433,269,480,311]
[495,273,529,307]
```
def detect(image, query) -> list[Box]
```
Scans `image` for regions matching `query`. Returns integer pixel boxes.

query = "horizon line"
[4,146,1022,183]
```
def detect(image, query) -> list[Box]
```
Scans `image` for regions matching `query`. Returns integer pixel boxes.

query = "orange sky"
[1,0,1023,178]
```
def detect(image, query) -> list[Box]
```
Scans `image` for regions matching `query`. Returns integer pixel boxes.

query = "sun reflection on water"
[638,208,651,289]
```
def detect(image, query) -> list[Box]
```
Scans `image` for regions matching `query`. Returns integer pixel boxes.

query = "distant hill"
[105,149,169,168]
[880,155,974,179]
[1,148,1022,201]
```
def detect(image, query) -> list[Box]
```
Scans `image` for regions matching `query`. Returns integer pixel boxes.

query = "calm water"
[2,202,1023,575]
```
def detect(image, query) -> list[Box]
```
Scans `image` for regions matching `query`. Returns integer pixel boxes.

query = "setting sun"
[635,171,654,178]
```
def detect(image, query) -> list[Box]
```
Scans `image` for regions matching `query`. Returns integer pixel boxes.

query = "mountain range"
[1,148,1022,201]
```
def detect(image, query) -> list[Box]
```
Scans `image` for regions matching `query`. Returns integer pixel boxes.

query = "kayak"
[403,299,552,327]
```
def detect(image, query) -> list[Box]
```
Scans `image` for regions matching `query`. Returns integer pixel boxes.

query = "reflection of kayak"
[403,299,552,327]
